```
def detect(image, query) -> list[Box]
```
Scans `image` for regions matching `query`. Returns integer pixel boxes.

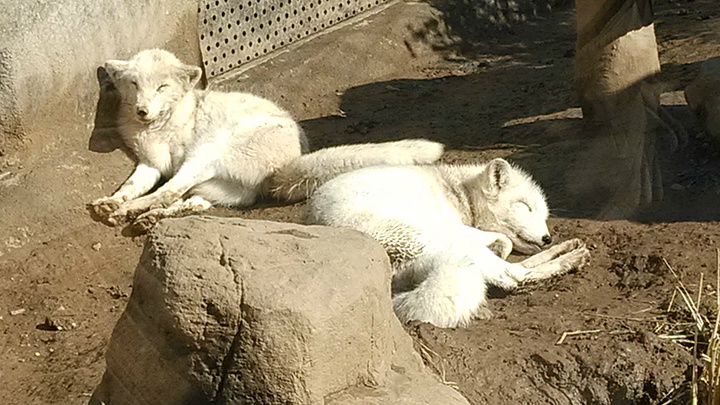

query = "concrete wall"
[0,0,201,157]
[0,0,201,258]
[0,0,568,158]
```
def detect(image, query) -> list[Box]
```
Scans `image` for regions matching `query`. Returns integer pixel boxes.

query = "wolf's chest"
[131,130,189,176]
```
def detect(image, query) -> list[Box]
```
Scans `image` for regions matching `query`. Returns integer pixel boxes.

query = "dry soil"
[2,0,720,403]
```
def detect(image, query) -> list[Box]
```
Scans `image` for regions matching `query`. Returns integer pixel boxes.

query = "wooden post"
[570,0,662,219]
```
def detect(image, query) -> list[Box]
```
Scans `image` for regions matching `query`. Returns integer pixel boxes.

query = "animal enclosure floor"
[2,0,720,403]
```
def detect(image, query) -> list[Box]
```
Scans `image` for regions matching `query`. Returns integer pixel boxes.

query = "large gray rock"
[685,56,720,147]
[90,216,468,405]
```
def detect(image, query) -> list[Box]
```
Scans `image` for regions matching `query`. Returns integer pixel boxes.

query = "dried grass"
[663,250,720,404]
[699,249,720,405]
[412,335,458,388]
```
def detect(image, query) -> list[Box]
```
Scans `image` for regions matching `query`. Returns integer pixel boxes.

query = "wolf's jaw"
[134,110,172,130]
[510,234,544,254]
[514,243,542,255]
[134,117,154,126]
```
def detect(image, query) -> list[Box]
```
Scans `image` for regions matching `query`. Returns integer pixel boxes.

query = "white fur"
[91,49,305,228]
[90,49,444,230]
[268,139,445,202]
[307,160,590,328]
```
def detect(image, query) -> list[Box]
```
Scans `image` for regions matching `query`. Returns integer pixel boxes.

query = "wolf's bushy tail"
[267,139,444,202]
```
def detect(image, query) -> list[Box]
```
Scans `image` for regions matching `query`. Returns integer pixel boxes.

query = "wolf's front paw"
[108,198,158,226]
[559,245,590,273]
[107,208,130,226]
[572,246,591,269]
[544,238,586,260]
[487,234,513,259]
[131,210,161,233]
[90,196,124,217]
[556,238,585,252]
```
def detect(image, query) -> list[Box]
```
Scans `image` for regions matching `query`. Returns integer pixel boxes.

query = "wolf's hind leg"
[393,257,489,328]
[190,179,258,207]
[131,195,213,232]
[365,219,425,265]
[358,218,428,292]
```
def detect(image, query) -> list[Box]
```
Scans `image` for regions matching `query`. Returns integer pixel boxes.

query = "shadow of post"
[88,66,127,155]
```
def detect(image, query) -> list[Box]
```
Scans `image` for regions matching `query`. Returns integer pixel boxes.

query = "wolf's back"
[266,139,444,202]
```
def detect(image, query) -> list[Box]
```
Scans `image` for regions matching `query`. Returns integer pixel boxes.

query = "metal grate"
[198,0,390,78]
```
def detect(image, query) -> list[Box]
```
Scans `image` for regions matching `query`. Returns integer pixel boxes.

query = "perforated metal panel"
[198,0,390,78]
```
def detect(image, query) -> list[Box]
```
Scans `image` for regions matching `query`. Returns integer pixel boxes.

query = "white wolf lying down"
[307,158,590,328]
[89,49,442,229]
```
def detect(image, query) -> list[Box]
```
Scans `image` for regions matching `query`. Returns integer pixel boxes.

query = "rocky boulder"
[90,216,468,405]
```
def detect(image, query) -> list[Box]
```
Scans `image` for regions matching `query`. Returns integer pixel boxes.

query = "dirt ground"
[2,0,720,404]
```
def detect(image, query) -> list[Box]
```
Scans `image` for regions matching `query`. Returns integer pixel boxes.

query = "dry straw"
[699,249,720,405]
[664,249,720,404]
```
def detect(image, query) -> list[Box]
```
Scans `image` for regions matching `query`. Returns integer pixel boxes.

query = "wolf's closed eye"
[516,201,533,212]
[157,84,169,92]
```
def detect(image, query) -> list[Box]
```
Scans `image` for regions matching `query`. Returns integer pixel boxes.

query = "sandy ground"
[2,0,720,403]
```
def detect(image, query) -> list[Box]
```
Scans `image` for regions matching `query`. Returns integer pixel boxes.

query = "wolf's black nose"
[542,235,552,245]
[137,107,148,118]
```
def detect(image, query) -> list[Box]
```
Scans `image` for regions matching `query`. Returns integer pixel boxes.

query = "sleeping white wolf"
[89,49,443,229]
[307,159,590,328]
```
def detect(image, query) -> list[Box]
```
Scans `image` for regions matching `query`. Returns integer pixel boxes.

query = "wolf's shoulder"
[199,90,292,116]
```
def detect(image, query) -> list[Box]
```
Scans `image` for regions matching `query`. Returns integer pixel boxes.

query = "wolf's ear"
[481,158,512,198]
[181,65,203,90]
[103,60,130,82]
[96,66,115,91]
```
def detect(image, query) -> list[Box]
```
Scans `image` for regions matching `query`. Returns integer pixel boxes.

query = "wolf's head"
[474,158,551,254]
[104,49,202,125]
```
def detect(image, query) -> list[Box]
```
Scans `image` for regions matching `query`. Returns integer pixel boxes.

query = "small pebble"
[10,308,26,316]
[670,183,685,191]
[91,242,102,251]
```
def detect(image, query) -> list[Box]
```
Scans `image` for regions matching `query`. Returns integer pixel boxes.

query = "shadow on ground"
[300,1,720,223]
